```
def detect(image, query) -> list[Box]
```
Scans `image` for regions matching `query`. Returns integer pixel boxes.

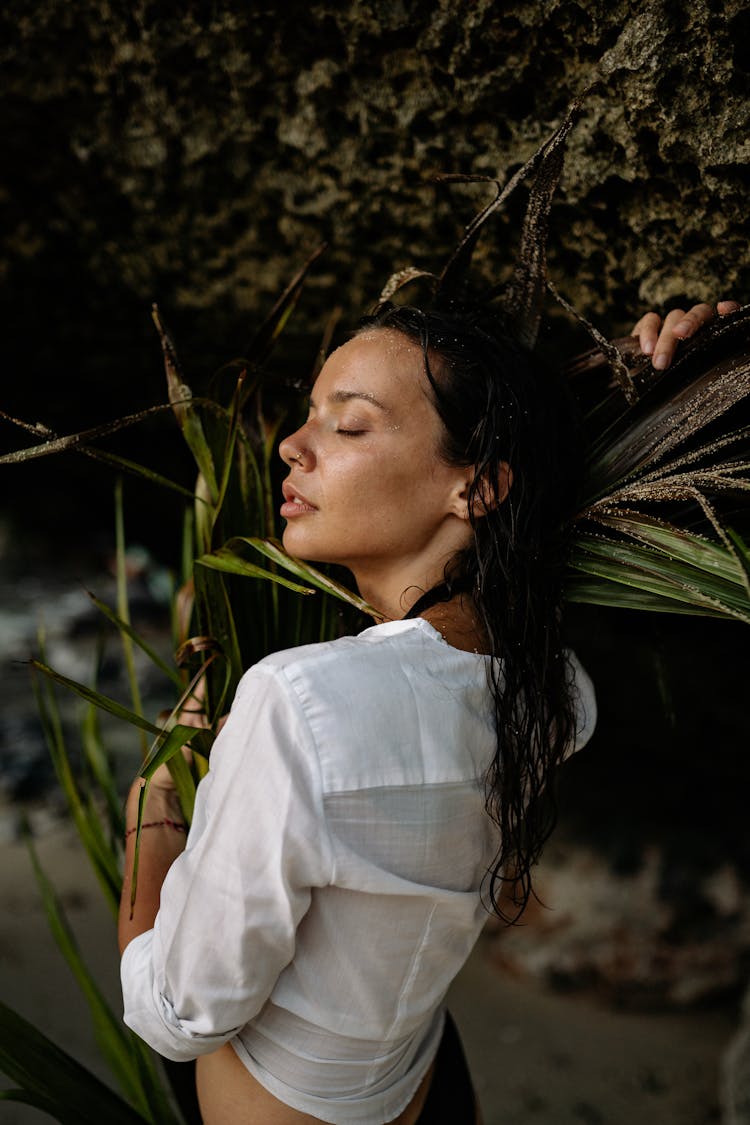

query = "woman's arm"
[118,665,332,1062]
[118,681,225,953]
[118,774,187,955]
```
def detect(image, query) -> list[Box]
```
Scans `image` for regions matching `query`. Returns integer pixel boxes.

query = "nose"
[279,426,313,469]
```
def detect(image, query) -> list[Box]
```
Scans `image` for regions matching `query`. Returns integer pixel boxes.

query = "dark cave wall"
[2,0,749,340]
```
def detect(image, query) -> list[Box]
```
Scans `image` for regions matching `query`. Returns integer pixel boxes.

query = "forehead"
[313,329,427,406]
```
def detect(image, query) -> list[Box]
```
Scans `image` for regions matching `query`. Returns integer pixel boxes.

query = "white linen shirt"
[121,617,596,1124]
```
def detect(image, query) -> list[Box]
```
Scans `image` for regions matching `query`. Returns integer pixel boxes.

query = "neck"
[353,559,453,622]
[354,566,488,654]
[421,594,489,654]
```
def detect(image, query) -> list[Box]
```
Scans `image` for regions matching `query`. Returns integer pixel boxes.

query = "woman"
[119,298,730,1124]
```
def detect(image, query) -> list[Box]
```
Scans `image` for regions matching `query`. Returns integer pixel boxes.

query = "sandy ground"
[0,819,736,1124]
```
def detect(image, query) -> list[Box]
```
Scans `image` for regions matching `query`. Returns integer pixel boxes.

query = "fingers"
[634,306,688,371]
[649,304,712,370]
[669,302,714,341]
[631,311,662,357]
[632,300,742,372]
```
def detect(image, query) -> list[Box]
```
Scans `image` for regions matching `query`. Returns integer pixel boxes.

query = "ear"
[450,463,513,520]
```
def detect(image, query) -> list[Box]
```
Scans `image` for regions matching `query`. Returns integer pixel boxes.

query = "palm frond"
[549,280,638,403]
[376,267,439,308]
[560,303,750,621]
[584,337,750,502]
[568,530,750,623]
[242,242,328,375]
[437,91,586,348]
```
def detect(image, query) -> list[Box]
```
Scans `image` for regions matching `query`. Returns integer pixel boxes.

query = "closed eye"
[336,428,367,437]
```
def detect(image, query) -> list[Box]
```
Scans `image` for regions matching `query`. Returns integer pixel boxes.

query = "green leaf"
[140,722,215,780]
[182,412,219,502]
[115,481,149,758]
[0,1088,59,1112]
[32,660,164,736]
[0,1000,150,1125]
[32,668,122,914]
[197,547,317,593]
[151,305,219,502]
[86,589,183,689]
[138,724,201,822]
[208,371,247,540]
[727,526,750,597]
[568,532,750,623]
[33,658,212,766]
[127,720,212,909]
[192,565,243,715]
[589,512,746,583]
[225,537,383,617]
[81,697,125,841]
[24,835,178,1122]
[78,446,203,503]
[565,574,725,617]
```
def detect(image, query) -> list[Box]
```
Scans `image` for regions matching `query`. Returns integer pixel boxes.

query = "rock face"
[2,0,749,351]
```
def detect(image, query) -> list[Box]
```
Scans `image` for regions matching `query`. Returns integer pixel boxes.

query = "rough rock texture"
[2,0,749,354]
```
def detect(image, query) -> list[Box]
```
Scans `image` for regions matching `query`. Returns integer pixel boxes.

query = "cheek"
[321,432,449,518]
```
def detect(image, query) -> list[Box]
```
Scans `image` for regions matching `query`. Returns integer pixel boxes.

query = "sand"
[0,820,735,1124]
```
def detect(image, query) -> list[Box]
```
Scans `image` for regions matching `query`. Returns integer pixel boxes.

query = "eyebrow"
[309,390,390,413]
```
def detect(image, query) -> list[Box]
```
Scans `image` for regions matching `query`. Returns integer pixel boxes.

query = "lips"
[281,480,318,517]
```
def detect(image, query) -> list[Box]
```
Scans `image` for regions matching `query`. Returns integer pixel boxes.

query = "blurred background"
[2,2,750,1122]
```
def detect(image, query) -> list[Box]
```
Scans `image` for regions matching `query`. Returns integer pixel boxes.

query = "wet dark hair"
[358,301,581,922]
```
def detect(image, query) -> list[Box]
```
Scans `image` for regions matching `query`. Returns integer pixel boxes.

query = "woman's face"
[278,329,474,609]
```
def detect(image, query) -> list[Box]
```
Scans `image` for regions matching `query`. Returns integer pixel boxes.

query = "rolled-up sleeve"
[120,663,333,1060]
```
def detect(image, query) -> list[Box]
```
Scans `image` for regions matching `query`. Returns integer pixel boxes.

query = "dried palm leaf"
[567,305,750,623]
[584,326,750,502]
[548,280,638,403]
[376,267,438,307]
[428,92,587,353]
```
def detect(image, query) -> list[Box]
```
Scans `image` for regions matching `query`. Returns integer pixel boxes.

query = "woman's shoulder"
[252,617,445,680]
[236,617,494,791]
[237,616,476,733]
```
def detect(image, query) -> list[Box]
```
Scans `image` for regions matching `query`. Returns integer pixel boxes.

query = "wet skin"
[278,328,477,621]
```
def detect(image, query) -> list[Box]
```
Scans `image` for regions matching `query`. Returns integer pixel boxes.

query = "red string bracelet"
[125,818,188,839]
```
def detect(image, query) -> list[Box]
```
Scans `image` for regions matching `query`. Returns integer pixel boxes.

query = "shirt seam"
[252,662,337,887]
[322,778,484,798]
[365,901,439,1087]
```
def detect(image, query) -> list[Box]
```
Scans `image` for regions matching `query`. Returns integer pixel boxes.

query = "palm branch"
[375,92,750,625]
[565,309,750,621]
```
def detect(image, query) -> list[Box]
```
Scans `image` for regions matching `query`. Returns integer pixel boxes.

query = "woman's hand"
[118,694,209,952]
[631,300,741,371]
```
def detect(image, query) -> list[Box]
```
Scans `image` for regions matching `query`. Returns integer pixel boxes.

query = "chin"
[281,528,350,570]
[281,526,302,557]
[281,527,322,562]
